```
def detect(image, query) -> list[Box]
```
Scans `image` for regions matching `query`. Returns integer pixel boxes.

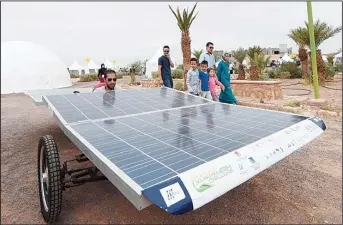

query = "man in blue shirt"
[158,45,175,88]
[199,60,211,99]
[199,42,216,69]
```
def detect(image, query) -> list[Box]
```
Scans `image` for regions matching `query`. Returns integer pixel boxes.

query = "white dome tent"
[69,60,86,75]
[281,53,293,63]
[104,58,115,69]
[145,47,177,79]
[1,41,72,94]
[87,59,100,74]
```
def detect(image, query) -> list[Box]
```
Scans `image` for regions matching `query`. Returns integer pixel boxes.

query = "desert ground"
[1,79,342,224]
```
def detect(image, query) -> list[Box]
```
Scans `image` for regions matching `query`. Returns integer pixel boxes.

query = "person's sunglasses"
[209,46,214,49]
[107,78,117,82]
[164,50,169,53]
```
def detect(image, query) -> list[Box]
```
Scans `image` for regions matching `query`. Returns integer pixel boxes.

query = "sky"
[1,2,342,67]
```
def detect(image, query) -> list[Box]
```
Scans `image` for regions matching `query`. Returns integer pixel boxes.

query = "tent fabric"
[87,59,100,74]
[281,53,293,63]
[145,47,176,78]
[1,41,72,94]
[69,60,86,75]
[104,58,115,69]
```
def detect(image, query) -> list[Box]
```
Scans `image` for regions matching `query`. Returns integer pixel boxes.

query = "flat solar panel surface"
[46,88,210,123]
[65,99,308,189]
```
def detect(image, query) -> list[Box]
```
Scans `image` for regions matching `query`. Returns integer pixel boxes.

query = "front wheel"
[37,135,62,223]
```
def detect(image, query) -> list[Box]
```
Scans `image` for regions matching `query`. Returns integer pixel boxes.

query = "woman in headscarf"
[98,63,107,83]
[216,52,237,104]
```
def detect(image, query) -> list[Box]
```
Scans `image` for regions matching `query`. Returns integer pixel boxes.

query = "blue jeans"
[163,78,173,88]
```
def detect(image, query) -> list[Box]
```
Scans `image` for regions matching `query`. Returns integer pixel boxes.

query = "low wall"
[230,80,283,100]
[141,79,161,88]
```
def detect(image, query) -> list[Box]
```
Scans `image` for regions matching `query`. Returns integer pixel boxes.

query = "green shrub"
[324,63,336,80]
[172,69,184,79]
[174,82,184,91]
[286,100,301,107]
[280,72,291,79]
[292,67,302,79]
[259,73,269,81]
[268,67,282,79]
[335,62,342,72]
[280,62,298,78]
[79,74,98,82]
[70,74,80,78]
[150,69,184,79]
[152,72,159,79]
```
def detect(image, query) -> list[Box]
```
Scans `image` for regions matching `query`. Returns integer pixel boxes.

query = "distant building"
[262,44,292,56]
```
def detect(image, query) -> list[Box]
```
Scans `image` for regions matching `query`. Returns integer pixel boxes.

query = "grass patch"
[79,74,98,82]
[174,82,184,91]
[286,100,301,107]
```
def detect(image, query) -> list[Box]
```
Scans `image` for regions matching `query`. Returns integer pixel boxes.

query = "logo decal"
[192,164,233,192]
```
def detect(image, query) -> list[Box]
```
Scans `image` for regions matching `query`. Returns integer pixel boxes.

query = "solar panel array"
[44,88,308,189]
[46,88,210,123]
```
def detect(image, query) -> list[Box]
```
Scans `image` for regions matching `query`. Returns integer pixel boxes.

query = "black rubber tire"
[37,135,62,223]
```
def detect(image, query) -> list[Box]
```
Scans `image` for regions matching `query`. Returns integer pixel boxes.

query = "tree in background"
[232,47,247,80]
[289,27,310,79]
[169,3,199,91]
[247,46,263,80]
[289,19,342,84]
[327,55,335,66]
[192,49,203,62]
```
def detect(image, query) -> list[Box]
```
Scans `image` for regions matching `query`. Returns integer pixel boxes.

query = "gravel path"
[1,93,342,224]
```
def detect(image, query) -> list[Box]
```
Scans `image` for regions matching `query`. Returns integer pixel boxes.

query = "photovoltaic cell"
[45,88,211,123]
[68,97,308,189]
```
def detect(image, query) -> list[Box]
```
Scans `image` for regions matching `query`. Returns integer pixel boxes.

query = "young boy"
[186,58,200,95]
[199,60,211,99]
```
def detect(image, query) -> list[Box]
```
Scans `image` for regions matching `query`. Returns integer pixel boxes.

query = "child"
[208,68,225,101]
[198,60,211,99]
[186,58,200,95]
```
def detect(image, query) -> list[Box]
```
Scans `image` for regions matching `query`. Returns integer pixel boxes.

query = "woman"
[216,52,237,104]
[98,63,107,83]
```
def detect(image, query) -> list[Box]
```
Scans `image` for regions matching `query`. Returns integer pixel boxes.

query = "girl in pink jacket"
[208,68,225,101]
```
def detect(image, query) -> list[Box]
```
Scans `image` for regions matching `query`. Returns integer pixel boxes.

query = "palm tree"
[288,27,309,79]
[169,3,199,91]
[232,47,247,80]
[327,55,335,66]
[213,52,221,63]
[247,46,263,80]
[192,49,203,62]
[289,19,342,84]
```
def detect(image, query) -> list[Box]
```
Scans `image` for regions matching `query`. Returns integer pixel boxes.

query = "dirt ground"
[1,90,342,224]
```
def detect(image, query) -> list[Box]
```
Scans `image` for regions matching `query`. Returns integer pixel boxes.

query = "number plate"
[159,183,186,207]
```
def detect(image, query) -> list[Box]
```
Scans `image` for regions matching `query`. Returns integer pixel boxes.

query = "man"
[93,69,117,92]
[199,42,216,69]
[158,45,175,88]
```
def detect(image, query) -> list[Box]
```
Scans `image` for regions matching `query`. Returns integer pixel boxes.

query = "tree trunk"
[237,64,245,80]
[181,32,191,91]
[316,50,325,85]
[298,47,308,79]
[250,65,259,80]
[300,60,308,79]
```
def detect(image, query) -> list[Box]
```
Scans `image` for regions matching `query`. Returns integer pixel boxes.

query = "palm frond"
[232,47,247,64]
[168,3,199,32]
